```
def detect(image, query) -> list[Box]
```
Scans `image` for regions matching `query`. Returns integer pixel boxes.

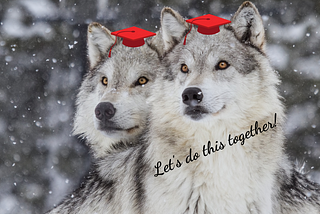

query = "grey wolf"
[145,2,286,213]
[47,2,320,213]
[148,2,320,213]
[72,22,160,159]
[46,22,162,212]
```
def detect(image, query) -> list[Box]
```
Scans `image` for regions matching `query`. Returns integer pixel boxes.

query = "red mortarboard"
[184,14,231,45]
[108,26,156,57]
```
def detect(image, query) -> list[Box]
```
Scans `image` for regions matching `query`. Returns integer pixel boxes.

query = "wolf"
[143,2,285,213]
[71,22,160,159]
[47,2,320,214]
[45,22,161,212]
[146,2,320,213]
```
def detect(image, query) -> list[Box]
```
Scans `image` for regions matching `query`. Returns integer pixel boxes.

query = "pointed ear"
[228,1,266,52]
[87,22,115,69]
[160,7,189,52]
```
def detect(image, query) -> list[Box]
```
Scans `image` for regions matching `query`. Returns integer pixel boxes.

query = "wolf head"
[150,2,283,139]
[74,23,160,158]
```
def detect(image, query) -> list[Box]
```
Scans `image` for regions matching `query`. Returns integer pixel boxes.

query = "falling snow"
[0,0,320,214]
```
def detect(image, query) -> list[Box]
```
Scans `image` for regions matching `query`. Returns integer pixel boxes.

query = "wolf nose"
[182,87,203,106]
[95,102,116,120]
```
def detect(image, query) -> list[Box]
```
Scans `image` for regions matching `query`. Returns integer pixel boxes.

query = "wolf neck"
[89,133,140,159]
[147,113,283,213]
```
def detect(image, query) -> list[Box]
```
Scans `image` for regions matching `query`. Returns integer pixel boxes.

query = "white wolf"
[47,2,320,214]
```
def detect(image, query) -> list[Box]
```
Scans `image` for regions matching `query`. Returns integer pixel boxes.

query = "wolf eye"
[217,61,229,70]
[136,76,149,86]
[101,77,108,86]
[181,64,189,73]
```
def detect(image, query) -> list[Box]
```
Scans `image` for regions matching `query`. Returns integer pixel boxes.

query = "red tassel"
[108,36,117,58]
[184,24,192,45]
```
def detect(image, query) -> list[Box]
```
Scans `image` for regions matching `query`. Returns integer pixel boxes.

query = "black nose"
[182,87,203,106]
[95,102,116,120]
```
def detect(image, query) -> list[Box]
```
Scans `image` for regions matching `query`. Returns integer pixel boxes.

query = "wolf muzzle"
[182,87,208,120]
[182,87,203,106]
[95,102,117,120]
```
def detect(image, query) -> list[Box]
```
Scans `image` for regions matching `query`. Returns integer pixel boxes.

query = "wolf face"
[166,31,268,122]
[73,23,160,158]
[152,2,281,131]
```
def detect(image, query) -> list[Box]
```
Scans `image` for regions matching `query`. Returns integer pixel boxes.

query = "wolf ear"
[87,22,115,69]
[160,7,189,52]
[228,1,265,52]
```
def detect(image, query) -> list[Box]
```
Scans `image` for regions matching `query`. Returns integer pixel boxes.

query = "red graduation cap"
[184,14,231,45]
[109,26,156,57]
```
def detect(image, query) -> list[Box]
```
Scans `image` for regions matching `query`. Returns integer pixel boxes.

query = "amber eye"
[217,61,229,70]
[136,76,149,86]
[101,77,108,86]
[181,64,189,73]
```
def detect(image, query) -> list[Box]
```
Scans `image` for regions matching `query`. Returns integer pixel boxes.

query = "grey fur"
[46,143,148,213]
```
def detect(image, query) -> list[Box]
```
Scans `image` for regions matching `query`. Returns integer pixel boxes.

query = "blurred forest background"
[0,0,319,213]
